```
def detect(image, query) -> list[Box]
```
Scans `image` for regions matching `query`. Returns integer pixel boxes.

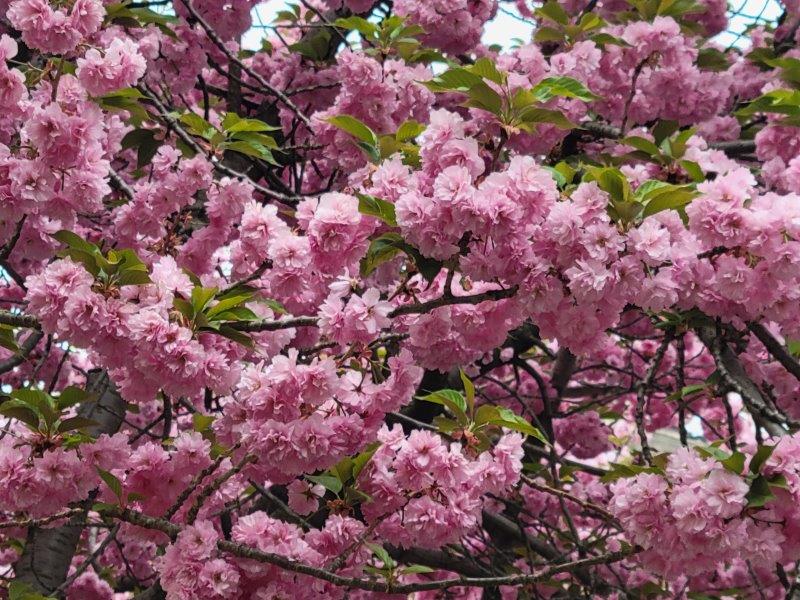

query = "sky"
[241,0,785,51]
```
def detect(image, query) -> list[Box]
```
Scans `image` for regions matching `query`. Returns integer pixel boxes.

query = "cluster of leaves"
[327,114,425,166]
[582,165,699,225]
[98,87,150,125]
[178,112,280,164]
[54,230,152,289]
[535,1,629,47]
[620,0,708,33]
[299,443,380,512]
[334,15,445,64]
[364,543,434,584]
[423,58,600,135]
[738,88,800,127]
[615,121,706,182]
[171,283,263,348]
[419,370,549,452]
[105,1,178,37]
[0,387,97,444]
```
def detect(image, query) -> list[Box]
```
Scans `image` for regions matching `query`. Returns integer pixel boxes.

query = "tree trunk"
[15,370,126,594]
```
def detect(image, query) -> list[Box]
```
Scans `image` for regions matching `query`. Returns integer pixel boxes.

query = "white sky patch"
[242,0,783,51]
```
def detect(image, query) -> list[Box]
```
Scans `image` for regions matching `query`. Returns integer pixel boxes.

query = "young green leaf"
[357,194,398,226]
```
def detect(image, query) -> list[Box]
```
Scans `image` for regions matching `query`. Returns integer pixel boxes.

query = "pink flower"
[77,38,147,96]
[702,469,748,518]
[287,479,325,515]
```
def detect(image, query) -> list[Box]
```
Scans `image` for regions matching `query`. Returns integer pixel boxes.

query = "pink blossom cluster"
[76,37,147,96]
[610,448,785,579]
[553,410,612,459]
[393,0,498,54]
[312,49,433,174]
[358,425,524,548]
[25,255,245,404]
[214,350,422,484]
[7,0,103,54]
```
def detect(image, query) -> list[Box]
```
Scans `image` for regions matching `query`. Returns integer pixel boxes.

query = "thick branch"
[180,0,313,129]
[15,370,126,594]
[0,309,41,329]
[748,322,800,383]
[97,504,631,593]
[697,326,791,437]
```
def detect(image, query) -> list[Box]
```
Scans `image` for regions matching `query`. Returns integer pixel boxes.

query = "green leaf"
[0,325,18,354]
[468,57,505,84]
[400,564,435,575]
[696,48,730,71]
[359,233,441,282]
[191,287,218,313]
[664,127,697,159]
[433,415,461,434]
[749,444,775,474]
[589,32,630,47]
[474,404,501,426]
[366,542,394,568]
[224,117,279,133]
[326,115,378,146]
[536,0,570,25]
[179,113,216,139]
[192,413,215,432]
[221,140,278,164]
[57,416,98,433]
[459,369,476,416]
[11,389,57,429]
[228,131,278,149]
[53,230,99,254]
[680,160,705,182]
[464,81,504,115]
[395,120,426,142]
[352,443,380,479]
[584,166,632,204]
[665,383,707,403]
[768,473,790,490]
[334,16,379,37]
[530,76,600,103]
[518,107,575,129]
[215,326,255,349]
[97,89,149,124]
[205,293,253,318]
[746,475,775,508]
[173,297,195,321]
[97,468,123,501]
[307,473,342,495]
[622,135,662,157]
[642,187,698,217]
[535,27,567,43]
[121,128,161,168]
[357,193,397,227]
[489,407,549,444]
[634,180,672,201]
[417,389,468,424]
[720,451,746,474]
[652,120,680,144]
[9,581,49,600]
[360,233,406,277]
[600,461,663,483]
[289,28,332,61]
[0,402,41,430]
[117,270,152,286]
[424,67,484,92]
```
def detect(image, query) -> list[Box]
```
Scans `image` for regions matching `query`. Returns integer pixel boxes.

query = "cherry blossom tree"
[3,0,800,597]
